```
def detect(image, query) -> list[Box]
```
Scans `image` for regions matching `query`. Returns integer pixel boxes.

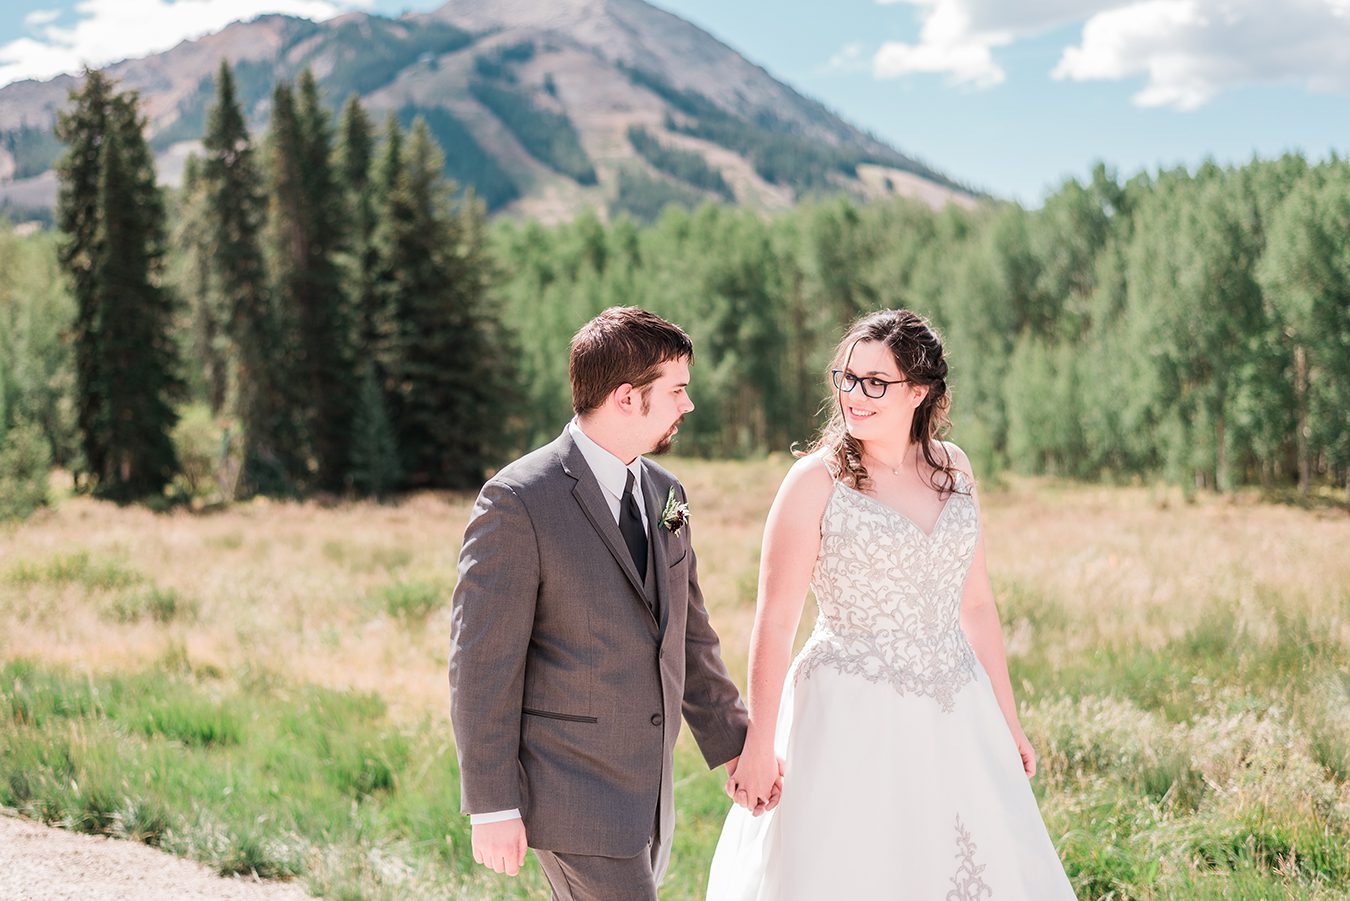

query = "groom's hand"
[472,818,528,876]
[765,756,785,813]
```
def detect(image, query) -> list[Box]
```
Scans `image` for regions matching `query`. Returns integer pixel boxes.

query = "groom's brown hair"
[570,307,694,416]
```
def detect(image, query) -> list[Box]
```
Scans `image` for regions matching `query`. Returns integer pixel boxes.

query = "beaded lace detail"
[792,471,980,712]
[947,814,994,900]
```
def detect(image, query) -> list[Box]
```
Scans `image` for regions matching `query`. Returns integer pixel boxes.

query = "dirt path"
[0,815,314,900]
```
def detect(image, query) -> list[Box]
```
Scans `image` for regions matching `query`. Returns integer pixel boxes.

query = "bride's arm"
[951,445,1037,777]
[733,453,834,810]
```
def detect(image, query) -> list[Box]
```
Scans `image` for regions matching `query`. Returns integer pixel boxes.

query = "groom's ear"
[612,382,637,414]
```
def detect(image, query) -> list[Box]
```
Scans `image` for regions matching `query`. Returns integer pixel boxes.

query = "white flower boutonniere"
[660,487,691,535]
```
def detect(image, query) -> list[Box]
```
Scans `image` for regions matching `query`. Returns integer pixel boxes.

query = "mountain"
[0,0,979,223]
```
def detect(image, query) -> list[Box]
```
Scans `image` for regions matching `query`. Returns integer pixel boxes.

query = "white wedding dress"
[707,473,1076,900]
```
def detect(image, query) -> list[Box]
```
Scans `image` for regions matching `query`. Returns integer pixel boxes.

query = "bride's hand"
[725,749,783,816]
[1012,727,1037,778]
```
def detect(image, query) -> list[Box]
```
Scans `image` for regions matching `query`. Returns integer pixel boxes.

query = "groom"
[449,307,759,899]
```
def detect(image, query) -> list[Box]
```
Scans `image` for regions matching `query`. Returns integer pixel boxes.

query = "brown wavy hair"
[570,307,694,415]
[799,309,966,496]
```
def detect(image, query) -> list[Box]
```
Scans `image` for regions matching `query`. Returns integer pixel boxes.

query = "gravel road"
[0,815,314,900]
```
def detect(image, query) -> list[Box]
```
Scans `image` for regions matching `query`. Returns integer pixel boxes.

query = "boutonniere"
[660,487,691,535]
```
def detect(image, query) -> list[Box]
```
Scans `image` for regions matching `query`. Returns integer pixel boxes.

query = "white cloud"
[1054,0,1350,109]
[0,0,370,88]
[871,0,1122,87]
[23,9,62,28]
[878,0,1122,35]
[873,2,1010,87]
[870,0,1350,109]
[823,42,870,73]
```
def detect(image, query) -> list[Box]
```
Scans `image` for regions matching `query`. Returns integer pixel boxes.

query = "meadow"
[1,458,1347,899]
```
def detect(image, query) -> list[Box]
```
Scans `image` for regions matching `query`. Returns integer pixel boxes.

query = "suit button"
[651,714,663,727]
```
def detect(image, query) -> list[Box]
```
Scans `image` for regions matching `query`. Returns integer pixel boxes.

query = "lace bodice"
[792,471,981,712]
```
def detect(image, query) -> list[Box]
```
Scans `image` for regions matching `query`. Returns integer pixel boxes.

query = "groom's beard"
[649,416,685,456]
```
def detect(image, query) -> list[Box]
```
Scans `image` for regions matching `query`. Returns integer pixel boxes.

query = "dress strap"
[949,468,968,493]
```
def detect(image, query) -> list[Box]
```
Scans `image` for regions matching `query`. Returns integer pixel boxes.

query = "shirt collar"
[568,419,643,503]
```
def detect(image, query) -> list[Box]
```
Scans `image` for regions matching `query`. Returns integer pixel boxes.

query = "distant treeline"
[2,65,1349,515]
[492,156,1350,496]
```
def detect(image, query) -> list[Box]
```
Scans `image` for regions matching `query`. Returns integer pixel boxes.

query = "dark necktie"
[620,470,648,583]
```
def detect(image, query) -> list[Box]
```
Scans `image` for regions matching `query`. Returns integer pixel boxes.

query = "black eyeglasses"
[831,369,910,399]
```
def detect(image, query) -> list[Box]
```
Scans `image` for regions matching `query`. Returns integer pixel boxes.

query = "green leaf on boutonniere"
[660,486,691,535]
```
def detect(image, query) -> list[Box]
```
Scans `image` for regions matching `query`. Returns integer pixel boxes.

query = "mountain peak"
[428,0,611,30]
[0,0,976,222]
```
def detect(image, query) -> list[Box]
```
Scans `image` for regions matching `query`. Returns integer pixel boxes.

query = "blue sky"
[4,0,1350,204]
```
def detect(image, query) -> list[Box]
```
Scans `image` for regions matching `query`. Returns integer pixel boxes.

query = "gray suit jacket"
[448,427,749,860]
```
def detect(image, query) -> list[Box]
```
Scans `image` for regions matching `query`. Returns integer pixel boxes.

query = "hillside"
[0,0,979,223]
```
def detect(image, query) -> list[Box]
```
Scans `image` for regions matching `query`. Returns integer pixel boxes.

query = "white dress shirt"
[566,418,649,533]
[469,420,647,826]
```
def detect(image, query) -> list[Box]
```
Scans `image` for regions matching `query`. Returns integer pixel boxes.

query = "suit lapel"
[642,464,671,637]
[557,429,658,628]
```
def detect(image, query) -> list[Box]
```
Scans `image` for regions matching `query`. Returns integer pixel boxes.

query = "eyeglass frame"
[831,369,911,399]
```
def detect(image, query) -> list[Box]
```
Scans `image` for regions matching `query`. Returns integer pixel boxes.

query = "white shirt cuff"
[470,809,522,825]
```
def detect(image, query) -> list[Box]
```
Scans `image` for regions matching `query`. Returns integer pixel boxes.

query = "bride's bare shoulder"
[775,451,837,515]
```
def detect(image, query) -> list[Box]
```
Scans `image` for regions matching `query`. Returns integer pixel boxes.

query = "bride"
[707,310,1076,899]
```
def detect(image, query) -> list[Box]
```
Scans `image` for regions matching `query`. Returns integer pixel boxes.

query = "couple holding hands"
[449,307,1074,899]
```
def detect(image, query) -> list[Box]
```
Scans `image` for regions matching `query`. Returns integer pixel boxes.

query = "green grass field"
[1,458,1347,899]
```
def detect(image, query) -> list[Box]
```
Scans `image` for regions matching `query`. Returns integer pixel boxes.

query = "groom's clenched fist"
[471,819,528,876]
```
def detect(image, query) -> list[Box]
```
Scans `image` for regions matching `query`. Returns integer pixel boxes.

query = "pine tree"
[372,110,405,380]
[349,363,400,499]
[336,96,403,495]
[54,68,112,495]
[203,60,305,493]
[173,154,230,412]
[377,118,508,488]
[264,70,353,492]
[297,69,355,491]
[454,187,518,477]
[334,95,388,387]
[55,74,182,501]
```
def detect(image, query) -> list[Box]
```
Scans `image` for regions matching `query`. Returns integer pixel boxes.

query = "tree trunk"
[1215,405,1228,493]
[1294,343,1310,496]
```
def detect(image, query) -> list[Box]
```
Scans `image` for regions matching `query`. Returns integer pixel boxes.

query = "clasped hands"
[724,751,785,817]
[470,752,788,878]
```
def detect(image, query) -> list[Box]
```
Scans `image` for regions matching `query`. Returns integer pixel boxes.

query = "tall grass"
[0,659,528,896]
[0,460,1347,898]
[5,550,143,590]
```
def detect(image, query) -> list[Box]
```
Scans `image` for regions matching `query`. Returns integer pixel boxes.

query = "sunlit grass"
[0,458,1347,898]
[5,550,144,591]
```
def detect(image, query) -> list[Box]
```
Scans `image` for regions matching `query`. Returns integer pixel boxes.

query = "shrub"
[377,579,444,620]
[137,694,241,747]
[6,551,142,590]
[171,404,241,504]
[0,419,51,521]
[105,586,197,624]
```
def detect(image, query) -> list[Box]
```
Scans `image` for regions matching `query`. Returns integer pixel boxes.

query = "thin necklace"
[865,450,907,476]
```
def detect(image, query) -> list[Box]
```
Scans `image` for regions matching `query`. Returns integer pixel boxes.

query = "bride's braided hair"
[799,309,965,497]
